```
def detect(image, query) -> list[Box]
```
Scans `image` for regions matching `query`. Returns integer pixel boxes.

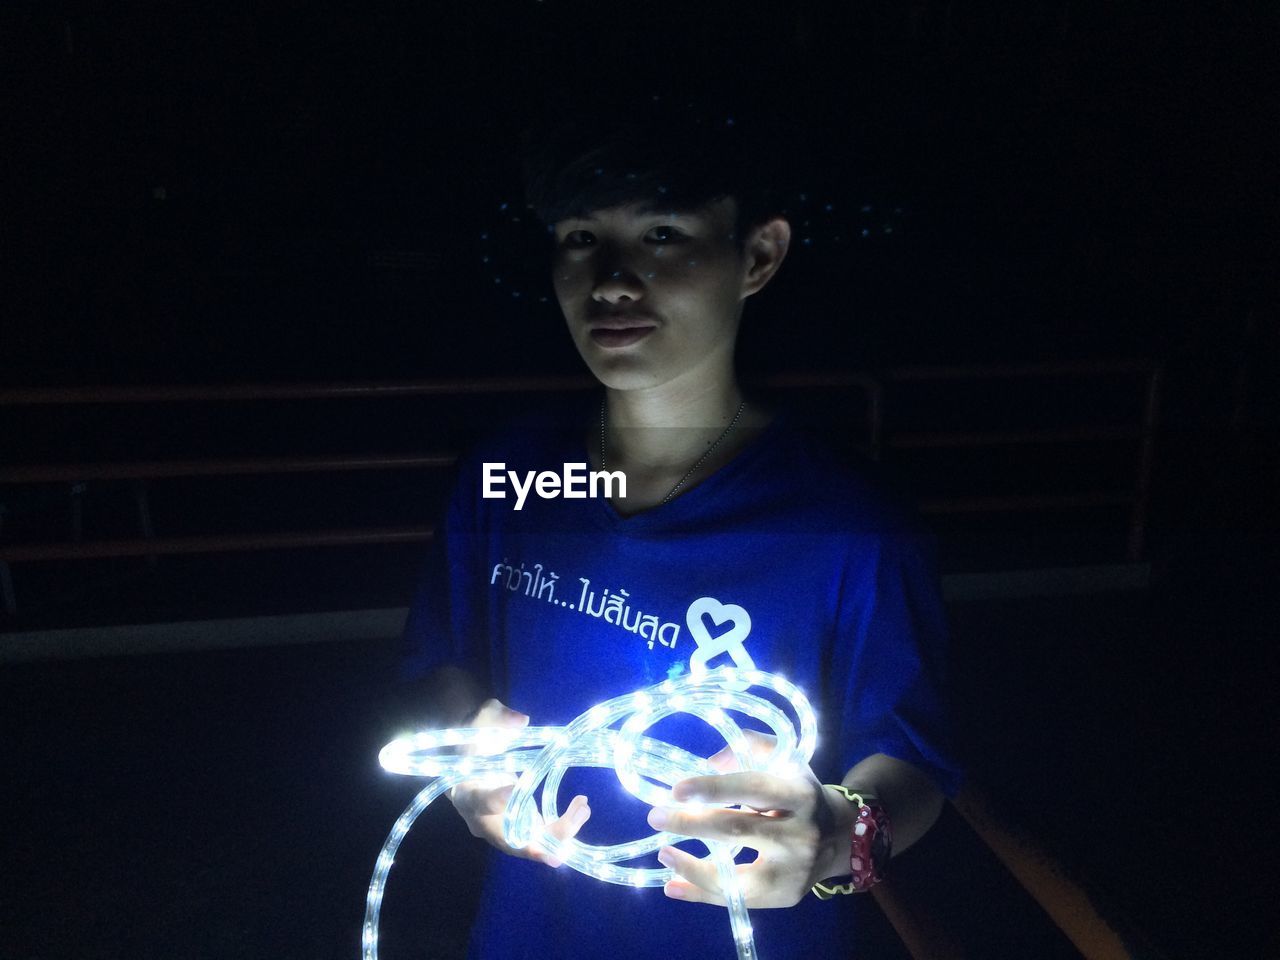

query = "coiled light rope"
[363,665,818,960]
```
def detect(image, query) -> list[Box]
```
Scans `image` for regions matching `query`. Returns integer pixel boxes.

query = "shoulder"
[744,412,925,541]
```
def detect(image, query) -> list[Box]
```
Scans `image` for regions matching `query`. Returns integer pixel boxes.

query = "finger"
[663,877,725,905]
[462,700,529,758]
[468,698,530,728]
[529,795,591,867]
[452,780,515,817]
[524,839,564,869]
[470,811,562,867]
[707,730,779,773]
[658,845,723,900]
[648,805,788,847]
[544,795,592,844]
[706,747,739,774]
[500,796,591,867]
[672,771,808,811]
[657,846,761,907]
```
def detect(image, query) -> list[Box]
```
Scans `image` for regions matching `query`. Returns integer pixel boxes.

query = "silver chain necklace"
[599,398,746,505]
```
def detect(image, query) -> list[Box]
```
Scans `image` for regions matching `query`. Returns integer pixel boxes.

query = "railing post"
[871,878,966,960]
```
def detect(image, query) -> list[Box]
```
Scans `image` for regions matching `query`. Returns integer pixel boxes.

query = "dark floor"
[3,535,1277,960]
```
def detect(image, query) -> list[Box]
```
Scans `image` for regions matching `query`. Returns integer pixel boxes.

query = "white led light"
[363,668,817,960]
[473,726,518,756]
[586,704,610,726]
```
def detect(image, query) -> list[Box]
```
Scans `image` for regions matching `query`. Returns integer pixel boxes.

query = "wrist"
[819,784,862,880]
[813,785,892,898]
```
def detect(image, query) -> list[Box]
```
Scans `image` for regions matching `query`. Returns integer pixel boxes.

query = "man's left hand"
[646,734,855,908]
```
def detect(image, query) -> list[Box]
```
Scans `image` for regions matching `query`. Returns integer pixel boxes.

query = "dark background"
[5,2,1274,387]
[3,2,1278,958]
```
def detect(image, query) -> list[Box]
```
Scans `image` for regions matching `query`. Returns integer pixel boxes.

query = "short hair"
[520,97,788,245]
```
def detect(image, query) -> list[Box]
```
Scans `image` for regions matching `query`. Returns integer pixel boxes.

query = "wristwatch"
[811,786,892,899]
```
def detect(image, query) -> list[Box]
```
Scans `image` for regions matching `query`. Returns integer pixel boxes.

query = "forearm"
[809,753,942,883]
[841,752,945,857]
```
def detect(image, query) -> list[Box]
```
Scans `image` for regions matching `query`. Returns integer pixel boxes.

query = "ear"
[740,216,791,299]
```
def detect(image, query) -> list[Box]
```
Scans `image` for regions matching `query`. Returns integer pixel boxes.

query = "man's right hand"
[447,698,591,867]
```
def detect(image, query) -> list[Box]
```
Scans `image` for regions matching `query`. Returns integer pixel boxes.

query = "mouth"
[587,315,658,349]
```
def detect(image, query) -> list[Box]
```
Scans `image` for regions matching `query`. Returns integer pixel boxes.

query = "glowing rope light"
[363,665,817,960]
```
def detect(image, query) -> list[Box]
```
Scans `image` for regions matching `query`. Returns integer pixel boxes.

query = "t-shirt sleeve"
[827,530,965,798]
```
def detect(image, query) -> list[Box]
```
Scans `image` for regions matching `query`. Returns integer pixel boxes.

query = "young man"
[399,104,962,957]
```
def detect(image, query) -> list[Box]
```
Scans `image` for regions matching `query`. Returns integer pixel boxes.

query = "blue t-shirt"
[401,401,962,959]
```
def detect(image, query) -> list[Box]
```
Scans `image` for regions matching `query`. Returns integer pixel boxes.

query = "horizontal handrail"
[0,366,1151,412]
[0,454,456,485]
[918,492,1135,513]
[952,781,1164,960]
[0,496,1141,562]
[0,377,597,406]
[0,526,433,562]
[756,371,881,390]
[0,372,882,407]
[888,425,1142,449]
[0,363,1159,575]
[878,359,1158,382]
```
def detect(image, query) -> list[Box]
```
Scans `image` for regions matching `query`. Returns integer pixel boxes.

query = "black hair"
[520,97,789,247]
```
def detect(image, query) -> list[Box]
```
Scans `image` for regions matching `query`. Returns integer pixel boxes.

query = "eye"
[644,225,686,244]
[560,229,596,249]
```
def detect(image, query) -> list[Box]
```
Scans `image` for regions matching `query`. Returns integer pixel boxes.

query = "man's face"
[551,197,753,392]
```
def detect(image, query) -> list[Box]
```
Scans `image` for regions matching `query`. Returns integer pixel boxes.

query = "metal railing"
[0,364,1167,957]
[875,359,1162,562]
[0,361,1160,614]
[0,377,609,611]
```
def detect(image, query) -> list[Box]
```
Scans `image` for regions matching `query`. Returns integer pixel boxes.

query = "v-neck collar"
[583,408,790,533]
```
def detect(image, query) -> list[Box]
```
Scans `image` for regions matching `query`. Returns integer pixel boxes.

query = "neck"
[602,378,745,472]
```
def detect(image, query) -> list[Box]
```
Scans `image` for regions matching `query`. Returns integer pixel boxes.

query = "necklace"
[599,398,746,505]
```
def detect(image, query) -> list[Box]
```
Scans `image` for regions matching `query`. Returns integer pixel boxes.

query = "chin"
[578,353,664,392]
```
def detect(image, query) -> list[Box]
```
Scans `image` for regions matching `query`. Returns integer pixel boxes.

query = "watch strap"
[811,785,892,898]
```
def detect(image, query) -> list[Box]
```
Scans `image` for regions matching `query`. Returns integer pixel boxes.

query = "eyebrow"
[567,203,695,223]
[634,200,695,217]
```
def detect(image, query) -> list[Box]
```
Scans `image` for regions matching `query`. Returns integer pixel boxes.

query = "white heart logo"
[686,596,755,678]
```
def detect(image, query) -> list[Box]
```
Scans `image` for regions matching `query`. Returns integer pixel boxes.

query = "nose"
[590,247,645,305]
